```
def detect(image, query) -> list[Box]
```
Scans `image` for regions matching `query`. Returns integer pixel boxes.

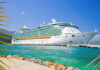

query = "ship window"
[69,41,73,43]
[66,36,67,37]
[72,35,75,38]
[83,35,85,37]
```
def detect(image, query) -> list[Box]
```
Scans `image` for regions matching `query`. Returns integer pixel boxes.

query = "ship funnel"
[24,25,28,28]
[52,18,56,23]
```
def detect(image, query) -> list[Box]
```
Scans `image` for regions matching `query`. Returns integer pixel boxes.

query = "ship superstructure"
[12,19,97,44]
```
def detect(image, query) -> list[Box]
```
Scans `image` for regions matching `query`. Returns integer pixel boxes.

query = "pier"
[16,44,100,49]
[67,44,100,48]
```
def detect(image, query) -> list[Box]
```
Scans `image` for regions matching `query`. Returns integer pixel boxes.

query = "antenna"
[70,22,73,25]
[24,25,28,28]
[43,22,46,26]
[52,18,56,23]
[94,29,98,32]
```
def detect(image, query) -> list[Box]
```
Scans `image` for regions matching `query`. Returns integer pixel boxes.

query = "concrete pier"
[67,44,100,48]
[15,44,100,49]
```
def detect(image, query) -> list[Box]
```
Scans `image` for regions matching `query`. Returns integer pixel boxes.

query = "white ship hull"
[12,32,97,44]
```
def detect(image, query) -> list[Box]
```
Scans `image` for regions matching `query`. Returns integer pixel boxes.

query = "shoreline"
[0,55,76,70]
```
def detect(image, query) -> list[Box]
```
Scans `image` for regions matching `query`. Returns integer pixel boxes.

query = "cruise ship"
[12,19,97,44]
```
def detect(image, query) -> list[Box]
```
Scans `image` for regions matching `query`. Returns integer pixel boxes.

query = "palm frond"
[0,55,15,65]
[0,16,9,18]
[0,35,11,39]
[96,65,100,70]
[87,55,100,66]
[0,32,10,36]
[0,65,6,70]
[92,61,100,70]
[0,41,13,47]
[0,20,10,23]
[0,24,8,26]
[0,55,11,62]
[0,60,9,68]
[0,7,3,9]
[0,12,7,13]
[0,28,11,32]
[0,46,10,52]
[0,50,8,55]
[0,1,12,70]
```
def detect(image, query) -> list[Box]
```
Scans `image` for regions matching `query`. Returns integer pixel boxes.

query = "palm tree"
[0,0,12,70]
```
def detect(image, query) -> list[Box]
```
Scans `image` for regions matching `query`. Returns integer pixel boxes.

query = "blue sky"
[0,0,100,33]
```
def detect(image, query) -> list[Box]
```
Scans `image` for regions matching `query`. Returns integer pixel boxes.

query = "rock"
[34,59,39,63]
[7,55,75,70]
[25,58,31,61]
[38,60,43,64]
[42,61,48,66]
[7,55,12,58]
[18,57,23,60]
[18,57,27,60]
[21,57,27,60]
[31,58,36,62]
[59,64,66,70]
[13,55,20,59]
[47,60,55,67]
[50,65,55,69]
[66,67,75,70]
[54,63,66,70]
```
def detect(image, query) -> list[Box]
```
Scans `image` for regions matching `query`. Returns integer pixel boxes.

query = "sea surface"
[0,44,100,70]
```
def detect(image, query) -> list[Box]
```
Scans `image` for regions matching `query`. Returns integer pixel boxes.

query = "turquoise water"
[0,44,100,70]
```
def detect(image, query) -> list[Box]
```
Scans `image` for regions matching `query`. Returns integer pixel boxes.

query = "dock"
[67,44,100,48]
[17,44,100,49]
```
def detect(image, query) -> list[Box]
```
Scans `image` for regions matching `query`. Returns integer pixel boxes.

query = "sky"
[0,0,100,33]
